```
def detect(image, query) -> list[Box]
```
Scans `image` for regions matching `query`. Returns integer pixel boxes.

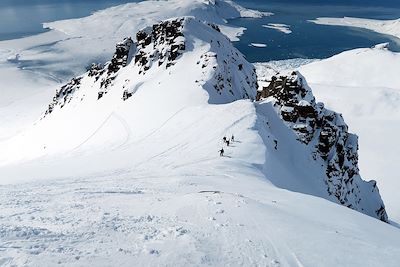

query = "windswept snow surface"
[310,17,400,40]
[262,23,292,34]
[256,45,400,223]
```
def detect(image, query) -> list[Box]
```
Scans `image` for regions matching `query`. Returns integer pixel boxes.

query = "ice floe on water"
[249,43,267,48]
[262,23,292,34]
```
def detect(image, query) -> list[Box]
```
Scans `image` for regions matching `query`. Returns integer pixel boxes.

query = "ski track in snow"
[110,112,133,150]
[71,112,115,152]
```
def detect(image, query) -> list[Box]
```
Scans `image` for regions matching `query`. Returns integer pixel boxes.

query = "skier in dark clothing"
[231,135,234,142]
[226,140,230,146]
[219,148,224,157]
[223,136,227,143]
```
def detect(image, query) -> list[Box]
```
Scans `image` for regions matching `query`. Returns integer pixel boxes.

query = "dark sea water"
[0,0,400,61]
[233,0,400,61]
[0,0,140,41]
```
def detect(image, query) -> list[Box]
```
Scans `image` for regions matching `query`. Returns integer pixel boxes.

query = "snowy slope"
[1,160,400,267]
[0,0,270,149]
[1,14,399,266]
[0,64,56,142]
[256,72,387,221]
[1,0,400,265]
[299,45,400,223]
[310,17,400,40]
[256,45,400,223]
[0,0,269,150]
[0,18,257,165]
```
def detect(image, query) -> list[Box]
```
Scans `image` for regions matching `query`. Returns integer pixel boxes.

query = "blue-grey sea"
[1,0,400,61]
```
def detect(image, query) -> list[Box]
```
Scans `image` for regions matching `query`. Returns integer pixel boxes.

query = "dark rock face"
[207,23,221,32]
[257,74,317,143]
[108,37,133,74]
[44,77,83,116]
[88,63,104,79]
[43,18,188,115]
[122,90,133,101]
[134,18,186,73]
[258,72,388,222]
[86,18,186,100]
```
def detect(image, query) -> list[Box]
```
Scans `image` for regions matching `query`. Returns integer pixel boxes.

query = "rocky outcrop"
[257,71,388,222]
[44,77,83,116]
[43,19,187,116]
[135,18,185,73]
[43,17,257,116]
[89,18,186,99]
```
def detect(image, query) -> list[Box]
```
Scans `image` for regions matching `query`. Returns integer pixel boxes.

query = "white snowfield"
[0,1,400,266]
[310,17,400,40]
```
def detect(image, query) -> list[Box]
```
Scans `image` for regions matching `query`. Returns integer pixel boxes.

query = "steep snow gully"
[1,5,400,267]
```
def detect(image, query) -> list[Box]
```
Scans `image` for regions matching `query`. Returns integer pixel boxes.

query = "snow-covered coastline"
[310,17,400,40]
[0,0,271,80]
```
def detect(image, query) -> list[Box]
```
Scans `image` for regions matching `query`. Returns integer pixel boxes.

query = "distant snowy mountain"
[310,17,400,40]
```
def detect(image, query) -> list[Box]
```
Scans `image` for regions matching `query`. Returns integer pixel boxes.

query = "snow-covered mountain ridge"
[1,2,399,265]
[43,17,256,118]
[255,43,400,223]
[257,73,387,221]
[33,17,388,222]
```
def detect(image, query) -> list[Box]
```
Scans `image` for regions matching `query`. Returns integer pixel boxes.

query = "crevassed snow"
[310,17,400,40]
[262,23,292,34]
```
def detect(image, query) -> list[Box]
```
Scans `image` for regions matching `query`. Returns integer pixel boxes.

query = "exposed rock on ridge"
[257,72,388,222]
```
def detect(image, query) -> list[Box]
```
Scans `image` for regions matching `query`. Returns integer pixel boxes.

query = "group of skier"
[219,134,234,157]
